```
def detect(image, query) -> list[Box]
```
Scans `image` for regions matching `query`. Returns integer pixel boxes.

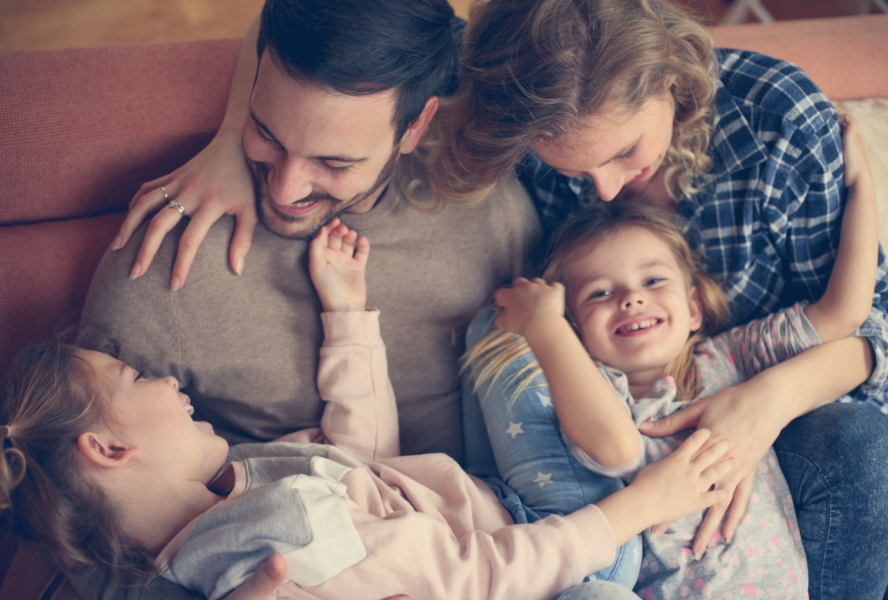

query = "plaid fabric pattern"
[518,49,888,410]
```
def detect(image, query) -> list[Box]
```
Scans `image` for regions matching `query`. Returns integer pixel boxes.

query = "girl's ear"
[688,286,704,332]
[77,432,138,468]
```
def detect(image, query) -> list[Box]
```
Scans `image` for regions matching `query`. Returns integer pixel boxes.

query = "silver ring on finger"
[166,200,185,215]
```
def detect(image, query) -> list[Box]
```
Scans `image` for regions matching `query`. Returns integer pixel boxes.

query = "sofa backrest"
[0,39,240,384]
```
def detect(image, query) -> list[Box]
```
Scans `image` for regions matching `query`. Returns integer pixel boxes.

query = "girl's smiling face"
[565,225,702,393]
[83,351,229,485]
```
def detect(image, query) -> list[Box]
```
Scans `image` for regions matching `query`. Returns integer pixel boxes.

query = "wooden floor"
[0,0,882,53]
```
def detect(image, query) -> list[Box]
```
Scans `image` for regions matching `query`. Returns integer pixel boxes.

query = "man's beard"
[249,145,400,240]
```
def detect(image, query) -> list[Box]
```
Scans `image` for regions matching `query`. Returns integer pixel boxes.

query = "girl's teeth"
[622,319,656,333]
[185,405,195,416]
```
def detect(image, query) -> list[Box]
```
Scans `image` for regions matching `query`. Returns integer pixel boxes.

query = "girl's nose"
[621,291,646,309]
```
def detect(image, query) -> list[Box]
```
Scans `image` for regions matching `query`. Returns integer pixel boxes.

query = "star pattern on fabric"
[506,422,524,439]
[534,472,553,487]
[536,391,552,407]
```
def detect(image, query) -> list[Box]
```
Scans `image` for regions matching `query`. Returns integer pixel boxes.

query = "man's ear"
[77,432,138,468]
[688,286,704,332]
[398,96,439,155]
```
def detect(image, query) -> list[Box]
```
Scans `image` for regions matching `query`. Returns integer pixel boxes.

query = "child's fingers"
[309,223,330,256]
[698,451,734,484]
[690,436,732,466]
[340,229,358,255]
[698,488,730,514]
[326,225,347,251]
[354,236,370,266]
[669,427,712,460]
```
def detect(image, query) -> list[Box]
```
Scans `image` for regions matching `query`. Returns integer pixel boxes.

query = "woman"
[434,1,888,599]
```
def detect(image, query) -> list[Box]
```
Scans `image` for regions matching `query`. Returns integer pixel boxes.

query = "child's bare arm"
[805,114,879,342]
[494,277,640,467]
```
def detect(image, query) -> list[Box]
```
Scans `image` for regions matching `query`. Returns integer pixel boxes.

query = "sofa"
[1,14,886,600]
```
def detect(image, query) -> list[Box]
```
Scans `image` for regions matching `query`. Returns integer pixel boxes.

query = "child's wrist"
[521,312,572,344]
[319,294,366,312]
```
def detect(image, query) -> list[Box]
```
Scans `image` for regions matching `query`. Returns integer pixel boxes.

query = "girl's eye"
[588,289,612,301]
[645,277,666,286]
[614,145,637,162]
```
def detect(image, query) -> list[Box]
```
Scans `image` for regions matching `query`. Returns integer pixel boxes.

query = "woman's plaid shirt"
[518,49,888,409]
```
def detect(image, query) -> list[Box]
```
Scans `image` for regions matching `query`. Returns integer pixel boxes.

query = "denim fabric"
[462,306,642,589]
[774,402,888,600]
[555,580,641,600]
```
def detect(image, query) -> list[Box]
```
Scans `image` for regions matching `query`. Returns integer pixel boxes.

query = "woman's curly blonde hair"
[428,0,718,205]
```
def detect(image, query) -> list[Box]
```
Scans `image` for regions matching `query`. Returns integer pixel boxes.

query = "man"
[76,0,539,597]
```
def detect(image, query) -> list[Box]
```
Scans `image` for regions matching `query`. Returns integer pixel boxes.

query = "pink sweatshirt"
[164,311,618,600]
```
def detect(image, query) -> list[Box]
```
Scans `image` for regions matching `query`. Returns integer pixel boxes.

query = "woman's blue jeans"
[462,307,888,598]
[773,401,888,600]
[462,307,642,590]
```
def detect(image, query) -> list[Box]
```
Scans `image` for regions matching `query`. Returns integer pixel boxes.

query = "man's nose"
[267,157,312,204]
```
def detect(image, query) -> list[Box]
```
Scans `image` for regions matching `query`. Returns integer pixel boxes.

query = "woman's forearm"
[744,336,874,425]
[219,16,261,135]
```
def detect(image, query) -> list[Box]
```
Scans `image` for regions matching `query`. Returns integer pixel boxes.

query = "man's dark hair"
[257,0,459,142]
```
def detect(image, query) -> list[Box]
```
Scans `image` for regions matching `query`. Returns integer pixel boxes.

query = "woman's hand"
[114,128,258,290]
[493,277,566,337]
[639,382,783,558]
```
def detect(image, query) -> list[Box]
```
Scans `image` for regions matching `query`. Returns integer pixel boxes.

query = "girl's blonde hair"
[0,331,153,585]
[429,0,718,205]
[465,200,730,403]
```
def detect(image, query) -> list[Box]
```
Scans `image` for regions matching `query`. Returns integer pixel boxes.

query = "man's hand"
[494,277,566,338]
[226,553,286,599]
[308,218,370,312]
[114,129,257,290]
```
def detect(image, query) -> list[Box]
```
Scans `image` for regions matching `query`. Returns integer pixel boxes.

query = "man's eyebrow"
[248,108,369,164]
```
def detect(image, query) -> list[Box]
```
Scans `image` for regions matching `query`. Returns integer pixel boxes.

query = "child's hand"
[630,429,733,528]
[840,113,873,191]
[309,218,369,312]
[493,277,566,337]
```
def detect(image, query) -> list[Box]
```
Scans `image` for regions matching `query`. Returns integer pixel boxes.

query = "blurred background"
[1,0,884,53]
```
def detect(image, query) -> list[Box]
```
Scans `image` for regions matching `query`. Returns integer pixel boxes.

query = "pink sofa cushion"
[0,39,238,225]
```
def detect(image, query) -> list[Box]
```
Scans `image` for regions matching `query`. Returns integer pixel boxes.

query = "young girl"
[0,221,735,600]
[464,117,877,599]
